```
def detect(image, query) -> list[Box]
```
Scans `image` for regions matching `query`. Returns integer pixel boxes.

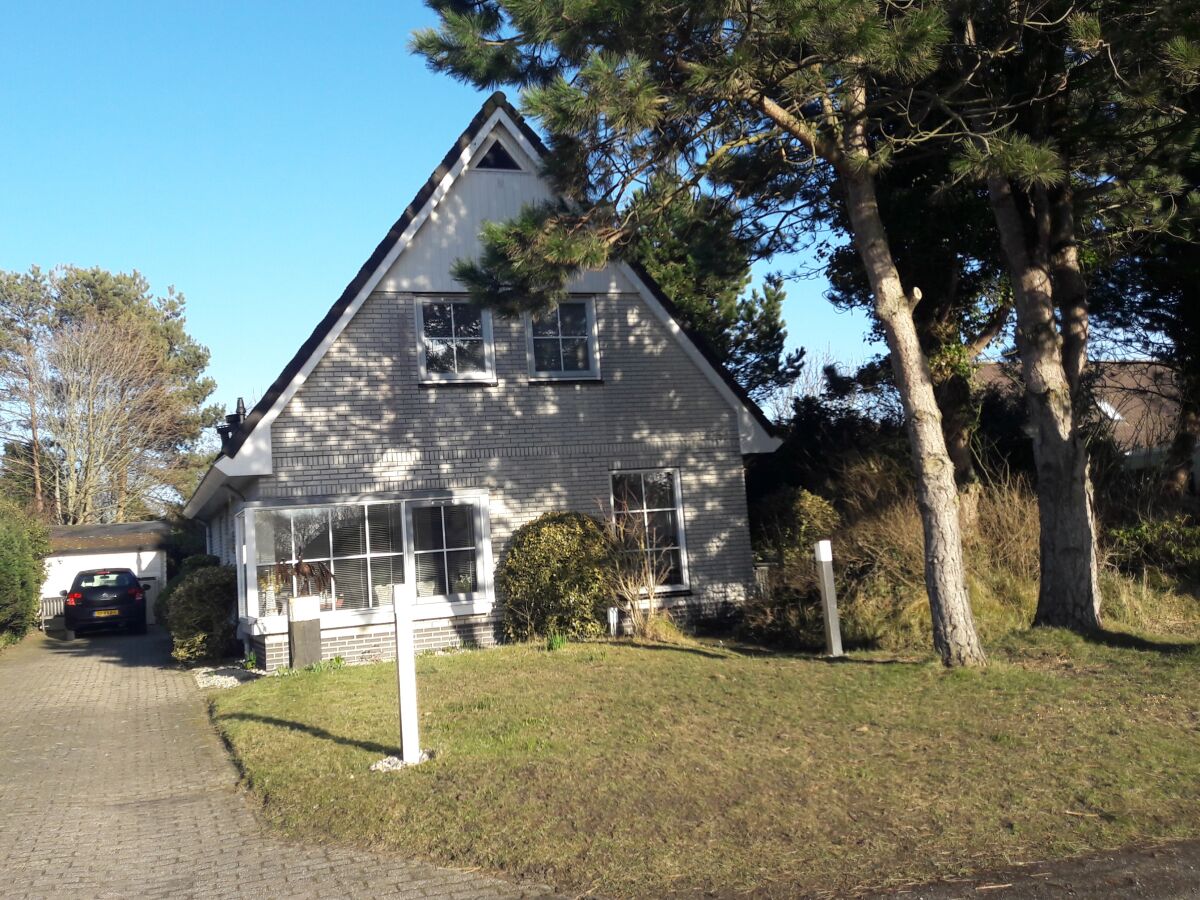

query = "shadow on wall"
[230,290,759,620]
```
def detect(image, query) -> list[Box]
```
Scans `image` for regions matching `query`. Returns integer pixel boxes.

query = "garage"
[40,521,172,627]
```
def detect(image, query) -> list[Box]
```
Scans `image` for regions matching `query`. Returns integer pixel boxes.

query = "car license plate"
[93,609,119,618]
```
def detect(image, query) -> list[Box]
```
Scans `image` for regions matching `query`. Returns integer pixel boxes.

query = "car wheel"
[129,621,147,636]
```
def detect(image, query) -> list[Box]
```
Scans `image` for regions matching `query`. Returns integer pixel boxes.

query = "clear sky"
[0,1,878,412]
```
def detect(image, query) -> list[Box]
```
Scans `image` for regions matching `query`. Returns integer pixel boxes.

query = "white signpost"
[814,539,844,658]
[391,581,422,765]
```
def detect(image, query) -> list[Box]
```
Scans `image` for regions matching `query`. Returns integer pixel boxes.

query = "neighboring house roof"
[184,92,778,519]
[978,360,1181,453]
[48,521,174,556]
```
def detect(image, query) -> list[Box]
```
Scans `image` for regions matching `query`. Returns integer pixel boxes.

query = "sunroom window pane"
[367,503,403,554]
[414,552,447,598]
[255,509,292,565]
[331,506,366,557]
[256,564,292,616]
[333,558,370,610]
[293,508,330,560]
[371,554,404,606]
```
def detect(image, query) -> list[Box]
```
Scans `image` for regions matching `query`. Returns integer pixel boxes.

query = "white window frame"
[237,493,495,630]
[415,297,496,383]
[523,297,601,381]
[405,497,495,607]
[608,468,690,592]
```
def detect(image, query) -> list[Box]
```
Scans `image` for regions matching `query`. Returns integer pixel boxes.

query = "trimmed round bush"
[165,565,237,662]
[0,500,47,643]
[497,511,613,641]
[155,553,220,630]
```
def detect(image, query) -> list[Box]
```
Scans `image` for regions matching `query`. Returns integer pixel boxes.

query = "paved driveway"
[0,630,549,900]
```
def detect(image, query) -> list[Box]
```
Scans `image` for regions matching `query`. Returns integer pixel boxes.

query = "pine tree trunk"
[1162,390,1198,500]
[845,172,986,666]
[28,399,44,517]
[935,372,981,530]
[988,177,1102,632]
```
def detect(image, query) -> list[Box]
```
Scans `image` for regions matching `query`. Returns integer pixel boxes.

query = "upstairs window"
[610,469,689,590]
[525,299,600,379]
[416,299,495,383]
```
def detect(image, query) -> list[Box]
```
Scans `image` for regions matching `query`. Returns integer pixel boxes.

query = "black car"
[62,568,148,635]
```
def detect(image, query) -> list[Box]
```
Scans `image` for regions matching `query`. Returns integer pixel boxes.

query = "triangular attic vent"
[475,140,522,171]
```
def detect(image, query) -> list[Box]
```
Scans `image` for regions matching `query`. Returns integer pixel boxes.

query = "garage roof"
[48,521,175,556]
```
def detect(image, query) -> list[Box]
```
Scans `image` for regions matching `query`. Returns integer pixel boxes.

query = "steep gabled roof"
[186,92,778,518]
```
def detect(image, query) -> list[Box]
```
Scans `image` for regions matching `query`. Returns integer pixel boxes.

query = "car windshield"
[74,571,138,590]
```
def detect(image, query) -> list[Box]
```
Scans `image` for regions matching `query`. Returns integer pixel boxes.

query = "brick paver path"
[0,630,551,900]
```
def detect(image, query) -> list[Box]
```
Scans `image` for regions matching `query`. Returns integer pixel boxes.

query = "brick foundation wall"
[250,613,501,671]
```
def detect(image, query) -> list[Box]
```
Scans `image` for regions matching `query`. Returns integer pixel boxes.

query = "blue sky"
[0,1,878,411]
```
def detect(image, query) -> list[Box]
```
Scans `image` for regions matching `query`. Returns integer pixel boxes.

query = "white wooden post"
[391,581,421,764]
[814,539,844,658]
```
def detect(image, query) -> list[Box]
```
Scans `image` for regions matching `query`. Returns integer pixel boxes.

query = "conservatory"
[227,494,496,669]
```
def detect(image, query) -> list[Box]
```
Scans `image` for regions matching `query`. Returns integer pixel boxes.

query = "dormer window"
[475,139,522,171]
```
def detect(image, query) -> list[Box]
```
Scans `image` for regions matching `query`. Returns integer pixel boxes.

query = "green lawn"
[211,630,1200,897]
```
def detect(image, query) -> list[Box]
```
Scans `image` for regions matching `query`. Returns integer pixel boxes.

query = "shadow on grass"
[1080,628,1198,655]
[215,711,396,757]
[592,639,735,660]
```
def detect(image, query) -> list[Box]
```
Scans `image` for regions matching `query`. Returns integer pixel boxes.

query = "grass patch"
[212,630,1200,897]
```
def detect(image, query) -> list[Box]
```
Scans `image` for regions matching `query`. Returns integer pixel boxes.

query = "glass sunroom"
[230,495,495,646]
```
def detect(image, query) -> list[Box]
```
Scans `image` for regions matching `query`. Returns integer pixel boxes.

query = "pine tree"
[628,184,804,401]
[414,0,989,665]
[947,0,1198,630]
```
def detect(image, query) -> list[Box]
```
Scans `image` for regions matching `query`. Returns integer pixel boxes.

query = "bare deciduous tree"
[42,316,192,524]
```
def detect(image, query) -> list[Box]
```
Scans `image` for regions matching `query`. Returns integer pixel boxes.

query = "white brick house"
[184,93,779,670]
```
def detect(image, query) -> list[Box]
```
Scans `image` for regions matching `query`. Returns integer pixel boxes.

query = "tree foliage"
[0,497,48,642]
[497,511,613,640]
[0,266,221,522]
[414,0,993,666]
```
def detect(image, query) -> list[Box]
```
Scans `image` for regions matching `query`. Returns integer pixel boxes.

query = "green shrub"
[497,511,613,641]
[165,565,237,662]
[751,486,839,566]
[0,500,48,643]
[156,553,221,630]
[1108,515,1200,580]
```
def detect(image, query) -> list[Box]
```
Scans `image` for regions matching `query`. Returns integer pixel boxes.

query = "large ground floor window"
[239,496,490,617]
[610,469,689,590]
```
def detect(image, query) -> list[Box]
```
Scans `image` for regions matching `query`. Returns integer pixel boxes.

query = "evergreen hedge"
[497,511,613,641]
[165,564,237,662]
[155,553,220,630]
[0,500,48,644]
